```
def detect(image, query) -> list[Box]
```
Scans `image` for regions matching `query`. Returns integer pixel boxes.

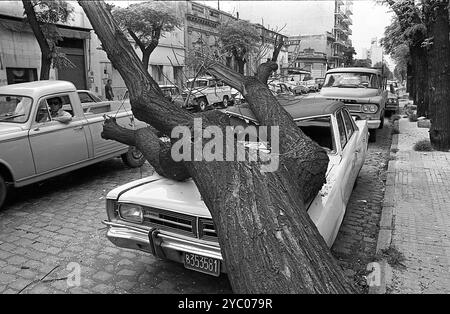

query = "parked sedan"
[103,99,368,276]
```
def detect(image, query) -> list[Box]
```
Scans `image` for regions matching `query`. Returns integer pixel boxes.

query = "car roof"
[326,67,381,75]
[0,80,76,99]
[225,98,344,122]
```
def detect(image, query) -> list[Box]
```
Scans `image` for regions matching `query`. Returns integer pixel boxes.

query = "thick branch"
[101,117,189,180]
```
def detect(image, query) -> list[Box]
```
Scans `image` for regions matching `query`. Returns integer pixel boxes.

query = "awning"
[0,18,90,39]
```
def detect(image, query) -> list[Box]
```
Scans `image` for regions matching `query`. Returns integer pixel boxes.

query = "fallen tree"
[79,0,356,293]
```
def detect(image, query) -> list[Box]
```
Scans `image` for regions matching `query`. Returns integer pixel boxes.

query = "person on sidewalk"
[105,79,114,101]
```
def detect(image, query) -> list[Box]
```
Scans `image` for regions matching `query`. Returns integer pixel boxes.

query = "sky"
[197,0,395,64]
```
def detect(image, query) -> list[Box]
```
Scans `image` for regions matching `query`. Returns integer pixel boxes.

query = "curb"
[368,120,398,294]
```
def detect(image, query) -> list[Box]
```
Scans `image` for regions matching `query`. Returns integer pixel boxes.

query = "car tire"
[121,147,145,168]
[222,96,229,108]
[198,98,208,112]
[369,129,377,142]
[0,175,7,210]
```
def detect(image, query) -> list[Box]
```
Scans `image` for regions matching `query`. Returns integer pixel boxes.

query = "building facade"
[286,0,354,74]
[0,1,288,98]
[183,1,288,78]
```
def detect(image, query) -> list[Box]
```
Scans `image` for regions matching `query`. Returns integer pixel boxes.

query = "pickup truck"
[180,76,234,111]
[0,80,146,209]
[319,67,388,142]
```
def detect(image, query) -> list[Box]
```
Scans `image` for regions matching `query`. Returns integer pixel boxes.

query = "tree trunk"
[425,0,450,150]
[22,0,52,80]
[410,45,428,117]
[79,0,356,293]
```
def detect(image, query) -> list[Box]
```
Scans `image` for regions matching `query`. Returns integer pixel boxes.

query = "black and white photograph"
[0,0,449,297]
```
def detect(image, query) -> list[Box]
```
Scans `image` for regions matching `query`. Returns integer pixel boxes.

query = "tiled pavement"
[0,159,231,294]
[0,120,393,294]
[386,118,450,293]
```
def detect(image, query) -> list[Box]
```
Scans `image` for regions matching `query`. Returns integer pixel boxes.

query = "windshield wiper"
[0,113,25,121]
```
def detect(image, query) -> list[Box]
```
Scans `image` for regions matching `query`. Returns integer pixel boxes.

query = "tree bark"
[425,0,450,150]
[410,45,428,117]
[79,0,356,293]
[22,0,52,80]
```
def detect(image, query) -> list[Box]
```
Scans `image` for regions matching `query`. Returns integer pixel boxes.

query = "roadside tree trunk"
[79,0,357,293]
[410,45,428,117]
[425,0,450,150]
[22,0,52,80]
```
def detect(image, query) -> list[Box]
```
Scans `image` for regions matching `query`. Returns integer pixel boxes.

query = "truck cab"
[0,80,146,209]
[319,67,387,142]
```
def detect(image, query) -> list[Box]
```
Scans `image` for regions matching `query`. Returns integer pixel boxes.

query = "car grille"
[142,207,217,241]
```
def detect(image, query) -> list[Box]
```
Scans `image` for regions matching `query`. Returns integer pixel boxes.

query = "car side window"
[59,95,75,117]
[35,99,50,123]
[336,111,347,149]
[78,92,95,104]
[341,110,355,140]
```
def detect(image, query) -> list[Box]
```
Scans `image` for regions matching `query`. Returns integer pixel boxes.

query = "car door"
[28,94,89,174]
[335,110,357,204]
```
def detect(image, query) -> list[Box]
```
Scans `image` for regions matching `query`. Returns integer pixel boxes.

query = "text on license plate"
[184,253,220,276]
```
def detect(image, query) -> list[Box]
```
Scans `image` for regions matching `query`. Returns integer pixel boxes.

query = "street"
[0,117,392,294]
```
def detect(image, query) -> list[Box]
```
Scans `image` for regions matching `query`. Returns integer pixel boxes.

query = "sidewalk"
[380,117,450,293]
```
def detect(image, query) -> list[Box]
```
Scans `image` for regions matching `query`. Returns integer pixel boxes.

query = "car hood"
[0,123,24,134]
[110,174,211,218]
[320,87,380,99]
[109,157,338,219]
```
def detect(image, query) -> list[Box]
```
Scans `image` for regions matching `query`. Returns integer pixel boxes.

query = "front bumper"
[103,220,226,273]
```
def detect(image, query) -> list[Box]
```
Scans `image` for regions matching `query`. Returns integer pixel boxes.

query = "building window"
[210,10,219,18]
[151,65,164,82]
[6,68,38,85]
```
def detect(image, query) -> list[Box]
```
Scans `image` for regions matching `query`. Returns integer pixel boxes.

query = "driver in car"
[48,97,72,123]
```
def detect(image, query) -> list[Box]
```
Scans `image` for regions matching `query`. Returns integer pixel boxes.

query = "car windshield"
[0,95,33,123]
[296,116,335,153]
[323,72,379,89]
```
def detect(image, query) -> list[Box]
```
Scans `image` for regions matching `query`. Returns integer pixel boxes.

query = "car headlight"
[118,203,143,223]
[362,104,378,113]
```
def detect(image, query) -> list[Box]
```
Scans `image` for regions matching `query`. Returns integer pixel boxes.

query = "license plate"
[184,252,220,277]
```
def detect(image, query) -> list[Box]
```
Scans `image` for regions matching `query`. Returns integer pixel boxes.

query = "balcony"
[333,39,346,46]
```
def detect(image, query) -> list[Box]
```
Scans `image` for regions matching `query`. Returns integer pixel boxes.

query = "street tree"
[422,0,450,150]
[112,1,181,72]
[22,0,74,80]
[373,61,394,81]
[217,19,260,74]
[353,58,372,68]
[78,0,357,293]
[383,1,428,117]
[343,46,356,66]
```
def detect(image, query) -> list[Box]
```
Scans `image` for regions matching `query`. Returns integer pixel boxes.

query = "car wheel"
[0,175,7,210]
[222,96,229,108]
[198,98,208,112]
[369,129,377,142]
[121,146,145,168]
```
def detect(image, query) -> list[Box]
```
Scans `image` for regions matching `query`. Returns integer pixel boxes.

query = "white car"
[181,76,234,111]
[103,98,368,276]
